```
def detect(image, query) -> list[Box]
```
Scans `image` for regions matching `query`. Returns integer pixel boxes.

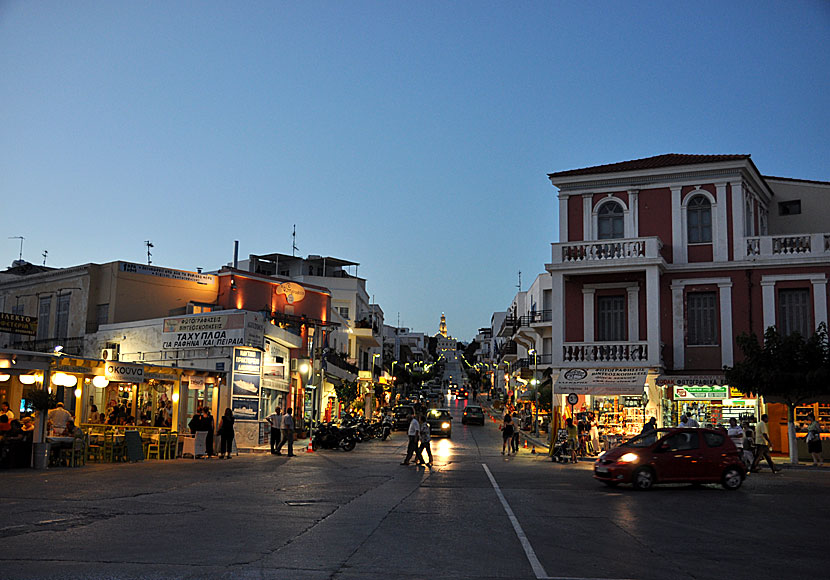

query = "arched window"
[597,202,624,240]
[687,195,712,243]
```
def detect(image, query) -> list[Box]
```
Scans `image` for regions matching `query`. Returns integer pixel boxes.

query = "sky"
[2,1,829,341]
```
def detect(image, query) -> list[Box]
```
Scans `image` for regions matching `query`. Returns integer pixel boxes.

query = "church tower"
[438,312,447,338]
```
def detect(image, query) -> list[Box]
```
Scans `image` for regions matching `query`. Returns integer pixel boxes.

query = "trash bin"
[32,442,51,470]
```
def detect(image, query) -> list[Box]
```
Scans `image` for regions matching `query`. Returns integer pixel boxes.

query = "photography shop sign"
[161,311,264,350]
[555,368,648,395]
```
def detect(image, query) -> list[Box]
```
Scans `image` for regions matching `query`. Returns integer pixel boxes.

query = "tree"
[333,379,359,411]
[724,323,830,464]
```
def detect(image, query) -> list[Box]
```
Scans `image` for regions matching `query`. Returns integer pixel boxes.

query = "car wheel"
[632,467,655,491]
[721,466,743,490]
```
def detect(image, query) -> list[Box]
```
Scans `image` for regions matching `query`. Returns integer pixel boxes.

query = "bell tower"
[438,313,447,338]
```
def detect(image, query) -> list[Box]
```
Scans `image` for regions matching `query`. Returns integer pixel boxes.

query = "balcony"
[562,341,650,367]
[550,237,663,268]
[744,233,830,261]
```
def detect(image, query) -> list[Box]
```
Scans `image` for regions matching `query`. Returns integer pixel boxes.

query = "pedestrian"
[685,413,700,428]
[401,413,422,465]
[277,408,296,457]
[501,413,514,455]
[511,412,521,453]
[750,414,781,473]
[727,418,744,450]
[266,407,282,455]
[217,408,235,459]
[641,417,657,435]
[188,409,203,434]
[417,414,433,466]
[589,412,600,456]
[678,414,689,428]
[805,412,823,467]
[565,417,579,463]
[202,407,215,457]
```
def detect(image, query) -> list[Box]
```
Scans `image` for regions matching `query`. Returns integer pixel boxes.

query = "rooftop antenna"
[9,236,24,262]
[145,240,154,265]
[517,270,522,292]
[42,250,48,266]
[292,225,299,257]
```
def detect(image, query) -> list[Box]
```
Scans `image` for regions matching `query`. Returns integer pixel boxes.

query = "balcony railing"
[562,342,649,363]
[551,237,662,265]
[514,354,552,369]
[744,233,830,260]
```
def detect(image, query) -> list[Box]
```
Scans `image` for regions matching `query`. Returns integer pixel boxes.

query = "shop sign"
[56,364,95,374]
[119,261,216,285]
[232,397,259,420]
[161,312,264,350]
[673,385,729,400]
[555,368,647,395]
[0,312,37,336]
[656,375,725,388]
[188,376,206,390]
[233,349,262,374]
[105,363,144,383]
[275,282,306,304]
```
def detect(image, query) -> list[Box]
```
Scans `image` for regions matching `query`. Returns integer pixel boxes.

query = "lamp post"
[529,349,539,435]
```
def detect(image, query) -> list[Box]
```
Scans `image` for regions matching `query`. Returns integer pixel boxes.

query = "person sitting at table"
[20,416,34,432]
[48,402,72,435]
[89,404,101,424]
[65,420,84,438]
[0,414,10,433]
[124,415,136,426]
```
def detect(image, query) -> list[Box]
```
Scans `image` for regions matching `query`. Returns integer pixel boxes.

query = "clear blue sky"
[2,1,829,341]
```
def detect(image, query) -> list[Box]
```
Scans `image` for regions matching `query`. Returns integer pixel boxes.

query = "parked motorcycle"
[312,423,357,451]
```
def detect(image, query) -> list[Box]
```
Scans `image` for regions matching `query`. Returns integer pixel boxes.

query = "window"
[56,294,70,340]
[687,292,718,345]
[37,296,51,340]
[778,200,801,216]
[661,431,699,451]
[779,288,811,337]
[597,202,624,240]
[597,296,625,341]
[687,195,712,243]
[338,307,350,320]
[703,432,726,448]
[96,303,109,326]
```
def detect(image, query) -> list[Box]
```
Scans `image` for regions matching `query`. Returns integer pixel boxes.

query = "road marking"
[482,463,548,579]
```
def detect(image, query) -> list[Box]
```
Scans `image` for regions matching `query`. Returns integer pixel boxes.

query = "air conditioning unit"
[101,348,118,361]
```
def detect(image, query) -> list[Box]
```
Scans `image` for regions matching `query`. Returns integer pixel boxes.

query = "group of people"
[189,406,236,459]
[265,407,296,457]
[0,402,35,468]
[400,412,433,466]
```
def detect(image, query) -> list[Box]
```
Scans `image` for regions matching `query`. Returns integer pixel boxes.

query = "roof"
[763,175,830,186]
[252,252,359,268]
[548,154,751,179]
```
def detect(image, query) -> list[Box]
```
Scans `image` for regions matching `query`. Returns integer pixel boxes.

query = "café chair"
[166,432,178,459]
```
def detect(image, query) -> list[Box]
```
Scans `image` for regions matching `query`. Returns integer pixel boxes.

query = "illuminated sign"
[275,282,306,304]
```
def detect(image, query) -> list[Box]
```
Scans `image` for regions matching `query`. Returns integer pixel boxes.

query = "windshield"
[427,410,450,420]
[621,432,659,448]
[465,407,483,415]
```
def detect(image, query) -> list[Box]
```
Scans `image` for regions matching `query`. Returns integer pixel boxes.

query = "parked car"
[461,405,485,425]
[392,405,415,430]
[593,428,746,491]
[425,408,453,438]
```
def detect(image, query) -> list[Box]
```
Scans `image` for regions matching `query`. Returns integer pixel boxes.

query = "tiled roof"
[548,154,751,179]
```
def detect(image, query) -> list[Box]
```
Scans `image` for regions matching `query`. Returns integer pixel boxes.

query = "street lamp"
[529,349,539,435]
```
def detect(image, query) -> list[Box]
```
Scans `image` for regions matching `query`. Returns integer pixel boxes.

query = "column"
[627,285,640,341]
[627,189,639,238]
[582,195,593,241]
[718,282,734,367]
[761,279,776,332]
[583,288,595,342]
[812,278,828,329]
[551,272,565,365]
[671,283,685,369]
[671,187,685,264]
[731,181,745,261]
[646,267,661,367]
[559,196,569,242]
[714,183,729,262]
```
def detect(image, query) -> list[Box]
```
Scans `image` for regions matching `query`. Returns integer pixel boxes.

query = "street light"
[529,349,539,435]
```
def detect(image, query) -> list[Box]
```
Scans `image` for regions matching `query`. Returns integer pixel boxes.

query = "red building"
[546,154,830,450]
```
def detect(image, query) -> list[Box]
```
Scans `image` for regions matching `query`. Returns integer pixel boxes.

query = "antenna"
[517,270,522,292]
[292,225,299,257]
[8,236,24,262]
[42,250,48,266]
[145,240,154,265]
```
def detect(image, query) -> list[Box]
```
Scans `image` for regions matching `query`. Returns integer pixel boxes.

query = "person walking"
[266,407,282,455]
[217,408,235,459]
[417,414,433,466]
[501,413,515,455]
[588,413,601,456]
[750,414,781,473]
[202,407,215,457]
[806,412,823,467]
[401,413,421,465]
[685,413,700,428]
[565,417,579,463]
[277,408,296,457]
[511,411,521,453]
[641,417,657,435]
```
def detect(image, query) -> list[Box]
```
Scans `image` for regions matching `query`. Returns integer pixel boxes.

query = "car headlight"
[618,452,639,464]
[441,422,450,429]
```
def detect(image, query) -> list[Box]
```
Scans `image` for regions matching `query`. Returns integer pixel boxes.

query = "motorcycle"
[312,423,357,452]
[381,415,393,441]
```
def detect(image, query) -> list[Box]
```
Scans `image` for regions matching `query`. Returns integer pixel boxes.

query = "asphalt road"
[2,397,828,580]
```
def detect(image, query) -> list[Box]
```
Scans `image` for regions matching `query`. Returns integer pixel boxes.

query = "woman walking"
[501,413,514,455]
[217,408,235,459]
[417,414,433,466]
[806,412,823,467]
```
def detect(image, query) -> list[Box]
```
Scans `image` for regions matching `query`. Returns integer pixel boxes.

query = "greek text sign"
[161,312,263,350]
[105,363,144,383]
[555,368,647,395]
[0,312,37,336]
[673,385,729,400]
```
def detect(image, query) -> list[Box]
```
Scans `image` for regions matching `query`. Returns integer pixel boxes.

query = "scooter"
[381,415,393,441]
[312,423,357,451]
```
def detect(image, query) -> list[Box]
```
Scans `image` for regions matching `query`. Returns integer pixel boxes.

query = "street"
[2,397,828,580]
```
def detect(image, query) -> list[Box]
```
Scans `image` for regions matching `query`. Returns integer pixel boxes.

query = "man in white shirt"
[727,418,744,449]
[277,408,295,457]
[47,402,72,435]
[266,407,282,455]
[1,401,14,421]
[401,413,422,465]
[750,414,781,473]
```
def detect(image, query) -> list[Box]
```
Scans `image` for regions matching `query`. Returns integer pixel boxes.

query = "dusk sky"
[2,1,829,341]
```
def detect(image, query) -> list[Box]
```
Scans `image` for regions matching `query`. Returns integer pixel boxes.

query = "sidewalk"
[478,397,551,452]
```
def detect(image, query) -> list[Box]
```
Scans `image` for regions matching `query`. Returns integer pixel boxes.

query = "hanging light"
[0,373,9,382]
[19,374,37,385]
[64,375,78,387]
[92,375,109,388]
[172,392,180,403]
[74,387,82,398]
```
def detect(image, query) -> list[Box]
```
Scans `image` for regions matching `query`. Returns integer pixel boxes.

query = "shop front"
[655,375,757,428]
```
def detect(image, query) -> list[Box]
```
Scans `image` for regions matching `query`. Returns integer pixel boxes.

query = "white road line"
[482,463,548,579]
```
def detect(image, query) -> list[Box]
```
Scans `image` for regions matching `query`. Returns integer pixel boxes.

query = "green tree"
[724,323,830,464]
[333,379,359,410]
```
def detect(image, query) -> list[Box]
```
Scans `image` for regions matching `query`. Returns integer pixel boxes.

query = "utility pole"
[145,240,154,265]
[292,225,299,257]
[517,270,522,292]
[9,236,24,262]
[42,250,48,266]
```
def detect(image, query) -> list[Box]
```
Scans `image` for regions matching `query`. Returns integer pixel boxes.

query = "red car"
[593,428,746,491]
